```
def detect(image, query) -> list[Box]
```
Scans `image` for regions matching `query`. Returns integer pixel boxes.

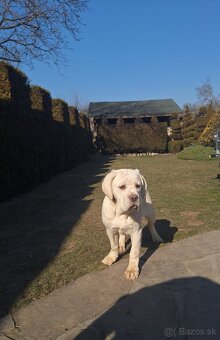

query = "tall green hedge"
[0,61,31,115]
[52,99,70,127]
[69,106,80,127]
[0,63,93,202]
[97,122,168,153]
[30,85,52,121]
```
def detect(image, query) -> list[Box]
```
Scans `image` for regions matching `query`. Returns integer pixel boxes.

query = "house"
[88,99,182,153]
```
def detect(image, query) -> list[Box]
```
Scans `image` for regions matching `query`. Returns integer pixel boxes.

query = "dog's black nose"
[130,194,138,202]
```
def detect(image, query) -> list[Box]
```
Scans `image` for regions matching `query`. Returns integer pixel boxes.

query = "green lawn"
[178,144,216,161]
[0,154,219,317]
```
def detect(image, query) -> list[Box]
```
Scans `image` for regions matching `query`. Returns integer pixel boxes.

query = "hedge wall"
[168,140,183,153]
[52,98,70,127]
[31,85,52,121]
[97,122,168,154]
[69,106,80,127]
[0,62,93,202]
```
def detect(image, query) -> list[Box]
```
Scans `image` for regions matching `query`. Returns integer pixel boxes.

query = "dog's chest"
[112,215,140,235]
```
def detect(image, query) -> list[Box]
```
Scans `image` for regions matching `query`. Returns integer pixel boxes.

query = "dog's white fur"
[101,169,163,280]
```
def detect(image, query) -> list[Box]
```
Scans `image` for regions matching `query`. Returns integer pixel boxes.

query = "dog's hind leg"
[142,201,163,243]
[147,218,163,243]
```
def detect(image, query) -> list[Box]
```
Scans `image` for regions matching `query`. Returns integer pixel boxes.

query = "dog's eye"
[136,184,141,189]
[119,185,126,190]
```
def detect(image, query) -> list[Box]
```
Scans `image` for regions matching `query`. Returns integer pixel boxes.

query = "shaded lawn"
[0,154,219,316]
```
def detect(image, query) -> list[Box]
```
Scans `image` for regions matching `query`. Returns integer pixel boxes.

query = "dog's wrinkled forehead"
[113,169,141,185]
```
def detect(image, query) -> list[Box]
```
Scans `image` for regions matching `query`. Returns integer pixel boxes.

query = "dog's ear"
[102,170,116,200]
[140,175,148,200]
[141,175,153,204]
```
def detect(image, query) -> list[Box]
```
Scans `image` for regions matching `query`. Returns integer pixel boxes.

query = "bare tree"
[196,79,220,110]
[72,92,89,113]
[0,0,88,66]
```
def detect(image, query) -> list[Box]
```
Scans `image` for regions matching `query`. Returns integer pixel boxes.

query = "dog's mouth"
[129,204,139,211]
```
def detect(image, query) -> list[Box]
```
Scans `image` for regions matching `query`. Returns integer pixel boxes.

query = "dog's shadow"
[139,219,178,272]
[118,219,178,272]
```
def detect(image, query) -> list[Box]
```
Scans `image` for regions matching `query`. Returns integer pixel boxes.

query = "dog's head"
[102,169,147,213]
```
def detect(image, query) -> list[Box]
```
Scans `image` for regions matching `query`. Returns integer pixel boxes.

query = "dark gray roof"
[88,99,182,118]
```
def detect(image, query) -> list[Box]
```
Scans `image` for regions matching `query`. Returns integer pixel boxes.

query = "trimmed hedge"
[97,122,168,153]
[170,119,180,130]
[52,99,70,127]
[169,117,182,143]
[181,118,195,129]
[0,62,12,101]
[181,110,196,147]
[79,112,88,129]
[200,109,220,146]
[69,106,80,127]
[195,115,209,128]
[0,62,93,202]
[31,85,52,121]
[168,140,183,153]
[183,137,194,147]
[171,132,182,140]
[0,61,31,116]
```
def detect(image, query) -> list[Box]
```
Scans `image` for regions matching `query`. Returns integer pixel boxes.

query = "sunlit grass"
[8,154,220,312]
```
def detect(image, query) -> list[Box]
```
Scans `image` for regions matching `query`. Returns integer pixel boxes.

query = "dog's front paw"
[102,252,118,266]
[119,244,126,254]
[124,267,139,280]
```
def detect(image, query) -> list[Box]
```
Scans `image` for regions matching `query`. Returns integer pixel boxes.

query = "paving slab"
[1,230,220,340]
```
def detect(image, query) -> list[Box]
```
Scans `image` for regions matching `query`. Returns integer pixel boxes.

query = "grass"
[178,144,215,160]
[0,154,220,317]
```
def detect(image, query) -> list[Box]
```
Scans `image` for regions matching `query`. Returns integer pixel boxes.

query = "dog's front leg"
[119,234,126,254]
[102,229,119,266]
[124,229,142,280]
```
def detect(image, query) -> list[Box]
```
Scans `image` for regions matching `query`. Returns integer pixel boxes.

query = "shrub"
[181,119,194,129]
[97,122,168,153]
[181,110,196,147]
[79,112,87,128]
[171,132,182,140]
[170,117,182,142]
[52,99,70,126]
[199,109,220,146]
[183,137,194,147]
[30,85,52,121]
[171,112,180,119]
[168,140,183,153]
[178,145,215,160]
[69,106,80,126]
[170,119,180,130]
[195,115,209,128]
[0,61,12,102]
[0,61,31,116]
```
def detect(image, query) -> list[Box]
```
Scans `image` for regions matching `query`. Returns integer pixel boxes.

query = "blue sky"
[23,0,220,109]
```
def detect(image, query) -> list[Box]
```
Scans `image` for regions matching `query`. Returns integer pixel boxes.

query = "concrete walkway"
[1,230,220,340]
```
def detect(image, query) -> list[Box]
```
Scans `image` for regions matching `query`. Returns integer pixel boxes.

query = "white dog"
[101,169,163,280]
